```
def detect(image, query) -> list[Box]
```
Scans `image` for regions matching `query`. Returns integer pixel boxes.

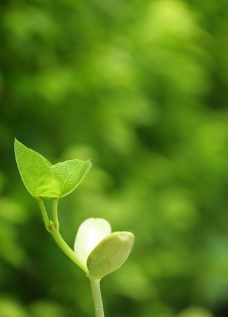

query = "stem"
[50,224,88,274]
[36,197,89,275]
[52,198,59,229]
[89,278,105,317]
[36,197,51,231]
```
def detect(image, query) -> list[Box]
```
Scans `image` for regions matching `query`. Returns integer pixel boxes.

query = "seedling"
[14,139,134,317]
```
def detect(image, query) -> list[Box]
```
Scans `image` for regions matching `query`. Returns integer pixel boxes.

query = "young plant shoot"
[14,139,134,317]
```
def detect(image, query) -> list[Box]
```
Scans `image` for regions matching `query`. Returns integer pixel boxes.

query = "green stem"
[49,224,88,273]
[36,197,89,275]
[36,197,51,231]
[52,198,59,229]
[89,278,105,317]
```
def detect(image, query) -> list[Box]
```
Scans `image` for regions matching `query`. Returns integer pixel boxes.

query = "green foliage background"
[1,0,228,316]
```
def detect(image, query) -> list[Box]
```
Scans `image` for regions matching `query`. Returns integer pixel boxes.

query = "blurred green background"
[1,0,228,316]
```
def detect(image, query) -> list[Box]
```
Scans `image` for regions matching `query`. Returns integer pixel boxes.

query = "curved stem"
[36,197,51,231]
[50,224,88,274]
[36,197,89,275]
[89,278,105,317]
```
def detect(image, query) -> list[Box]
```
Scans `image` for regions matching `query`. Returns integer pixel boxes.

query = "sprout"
[15,139,135,317]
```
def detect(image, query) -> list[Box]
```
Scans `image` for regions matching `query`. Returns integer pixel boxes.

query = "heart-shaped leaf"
[14,139,92,199]
[87,231,134,279]
[74,218,111,273]
[14,139,60,197]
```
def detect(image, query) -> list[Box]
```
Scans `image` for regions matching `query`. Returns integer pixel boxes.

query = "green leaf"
[51,159,92,198]
[14,139,92,199]
[74,218,111,273]
[14,139,60,198]
[87,231,135,279]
